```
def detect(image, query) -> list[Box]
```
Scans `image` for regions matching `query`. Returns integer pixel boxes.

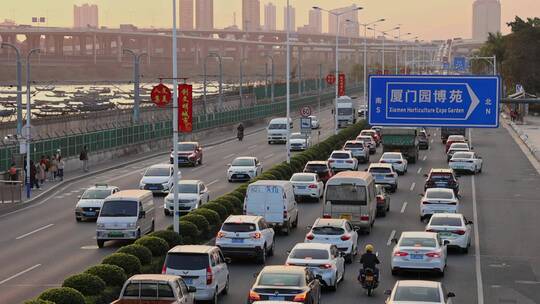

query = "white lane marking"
[79,187,87,191]
[470,129,484,304]
[430,139,434,143]
[400,202,408,213]
[417,167,422,174]
[69,190,79,193]
[264,153,275,159]
[409,182,416,192]
[0,264,41,285]
[515,280,540,285]
[387,230,396,246]
[15,224,54,240]
[191,165,206,172]
[104,169,145,183]
[81,245,99,250]
[422,155,427,161]
[206,179,220,187]
[248,145,257,150]
[222,153,235,160]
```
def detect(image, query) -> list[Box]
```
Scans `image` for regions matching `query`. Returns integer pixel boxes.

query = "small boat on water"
[36,86,55,91]
[0,109,15,117]
[89,87,111,94]
[45,90,67,98]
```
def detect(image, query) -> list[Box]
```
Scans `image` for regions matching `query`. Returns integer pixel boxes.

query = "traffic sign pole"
[172,0,180,234]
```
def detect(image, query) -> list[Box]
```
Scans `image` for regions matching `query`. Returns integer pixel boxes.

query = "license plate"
[108,232,123,237]
[184,278,193,284]
[296,186,306,189]
[232,238,244,244]
[148,186,158,190]
[410,254,423,260]
[435,182,446,187]
[439,232,452,237]
[340,214,352,220]
[337,160,344,163]
[85,211,96,216]
[269,296,284,301]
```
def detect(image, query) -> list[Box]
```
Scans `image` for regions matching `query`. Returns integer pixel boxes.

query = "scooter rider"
[359,244,380,279]
[237,123,245,141]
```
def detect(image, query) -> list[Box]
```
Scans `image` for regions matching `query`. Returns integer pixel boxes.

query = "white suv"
[163,245,230,303]
[216,215,275,264]
[305,218,359,263]
[328,150,358,172]
[367,163,398,192]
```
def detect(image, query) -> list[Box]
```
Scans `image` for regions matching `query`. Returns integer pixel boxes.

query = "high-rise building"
[179,0,194,30]
[308,8,322,34]
[283,5,295,32]
[328,4,359,36]
[264,2,277,31]
[73,3,98,28]
[472,0,501,41]
[196,0,214,30]
[242,0,260,31]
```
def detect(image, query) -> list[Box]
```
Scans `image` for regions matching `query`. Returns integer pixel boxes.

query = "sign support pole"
[172,0,180,234]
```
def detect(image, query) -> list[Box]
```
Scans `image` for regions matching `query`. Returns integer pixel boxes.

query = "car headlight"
[249,170,255,173]
[96,223,105,228]
[75,206,82,212]
[127,222,136,228]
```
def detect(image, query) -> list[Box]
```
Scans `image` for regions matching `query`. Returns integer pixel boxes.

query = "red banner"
[179,84,193,132]
[150,83,172,107]
[338,73,346,97]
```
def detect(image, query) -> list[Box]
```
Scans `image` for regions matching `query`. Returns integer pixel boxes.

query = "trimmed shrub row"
[31,120,367,304]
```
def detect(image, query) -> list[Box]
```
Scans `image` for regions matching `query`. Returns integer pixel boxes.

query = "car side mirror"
[306,225,312,230]
[423,174,428,177]
[391,238,398,244]
[419,193,424,197]
[447,292,456,298]
[139,210,146,219]
[77,195,81,199]
[226,163,231,167]
[364,168,368,172]
[467,220,474,225]
[187,286,197,293]
[253,272,259,278]
[384,289,392,295]
[224,257,232,264]
[286,250,291,255]
[470,147,474,150]
[443,240,450,246]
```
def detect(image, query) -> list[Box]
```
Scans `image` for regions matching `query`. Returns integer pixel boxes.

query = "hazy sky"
[1,0,538,40]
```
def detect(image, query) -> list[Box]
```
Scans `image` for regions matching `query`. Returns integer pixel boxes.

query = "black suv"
[424,169,459,195]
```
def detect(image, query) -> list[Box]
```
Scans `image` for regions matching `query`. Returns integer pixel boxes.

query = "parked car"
[170,141,203,166]
[290,173,324,201]
[426,213,472,253]
[375,184,391,217]
[139,164,179,194]
[247,266,321,304]
[385,280,455,304]
[163,180,210,216]
[342,140,369,163]
[449,151,483,174]
[391,231,448,276]
[216,215,275,263]
[227,157,263,182]
[303,161,333,183]
[328,150,358,172]
[305,218,359,263]
[163,245,230,303]
[111,274,196,304]
[286,243,345,291]
[75,184,119,222]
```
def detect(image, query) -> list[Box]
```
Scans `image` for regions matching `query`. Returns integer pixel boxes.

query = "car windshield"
[426,190,454,199]
[269,123,287,130]
[326,185,366,204]
[145,167,170,176]
[177,143,197,151]
[331,153,350,159]
[232,159,255,166]
[358,136,372,142]
[123,282,175,298]
[344,143,364,149]
[258,273,303,287]
[291,174,315,182]
[338,108,353,115]
[400,237,437,248]
[290,134,304,140]
[369,167,392,174]
[304,164,328,173]
[451,143,469,149]
[393,286,441,302]
[312,226,345,235]
[100,200,138,217]
[430,217,463,226]
[81,189,111,199]
[361,131,374,136]
[165,253,209,270]
[382,153,401,160]
[448,136,465,141]
[289,248,329,260]
[429,173,453,181]
[178,184,198,193]
[453,152,472,159]
[222,223,257,232]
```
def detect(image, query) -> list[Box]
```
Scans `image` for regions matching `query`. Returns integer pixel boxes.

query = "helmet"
[365,244,374,253]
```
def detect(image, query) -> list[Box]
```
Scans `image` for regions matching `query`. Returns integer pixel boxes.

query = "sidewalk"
[505,113,540,161]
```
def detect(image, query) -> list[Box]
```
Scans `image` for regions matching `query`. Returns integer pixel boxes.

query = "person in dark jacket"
[358,244,380,280]
[30,160,40,189]
[80,146,89,172]
[237,123,245,141]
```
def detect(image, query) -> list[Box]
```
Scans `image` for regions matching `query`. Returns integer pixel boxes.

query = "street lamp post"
[313,5,363,134]
[203,52,224,113]
[264,54,275,104]
[404,36,419,74]
[25,48,40,198]
[369,26,400,75]
[239,57,248,108]
[359,19,385,103]
[1,43,23,136]
[395,32,411,74]
[171,0,180,233]
[123,49,147,124]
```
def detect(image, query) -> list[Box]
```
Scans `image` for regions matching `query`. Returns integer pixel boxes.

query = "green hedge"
[117,244,153,265]
[177,220,200,244]
[102,253,141,277]
[38,287,85,304]
[149,230,183,248]
[201,202,228,220]
[192,208,221,233]
[84,264,127,287]
[135,236,169,257]
[24,300,55,304]
[181,214,211,238]
[62,273,106,296]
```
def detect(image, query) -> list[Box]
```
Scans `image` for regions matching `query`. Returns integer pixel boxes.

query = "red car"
[303,161,334,183]
[170,141,203,166]
[445,135,467,152]
[360,129,381,146]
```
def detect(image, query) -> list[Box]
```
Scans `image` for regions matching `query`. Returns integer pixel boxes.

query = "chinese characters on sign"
[338,73,346,97]
[150,84,172,107]
[389,89,465,104]
[178,84,193,132]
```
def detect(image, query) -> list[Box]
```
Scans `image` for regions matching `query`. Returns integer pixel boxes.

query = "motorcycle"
[359,267,379,296]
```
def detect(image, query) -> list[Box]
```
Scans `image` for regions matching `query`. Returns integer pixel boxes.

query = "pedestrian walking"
[80,145,89,172]
[50,155,58,181]
[57,156,65,181]
[30,160,40,190]
[38,160,46,185]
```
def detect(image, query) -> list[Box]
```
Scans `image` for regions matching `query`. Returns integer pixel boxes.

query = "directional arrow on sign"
[464,84,480,120]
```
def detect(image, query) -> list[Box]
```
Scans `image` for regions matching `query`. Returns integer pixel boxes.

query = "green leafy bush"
[102,253,141,277]
[135,236,170,257]
[201,202,228,220]
[38,287,85,304]
[178,220,200,244]
[219,194,241,214]
[149,230,182,248]
[117,244,153,265]
[62,273,105,296]
[192,208,221,232]
[181,214,211,238]
[24,300,55,304]
[84,264,127,287]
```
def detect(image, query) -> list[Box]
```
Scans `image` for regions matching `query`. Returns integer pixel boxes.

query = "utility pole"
[123,49,147,124]
[1,43,23,135]
[172,0,180,234]
[25,48,40,199]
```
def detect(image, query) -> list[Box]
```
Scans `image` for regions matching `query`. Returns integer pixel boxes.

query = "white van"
[267,117,293,144]
[244,180,298,234]
[96,190,155,248]
[323,171,377,234]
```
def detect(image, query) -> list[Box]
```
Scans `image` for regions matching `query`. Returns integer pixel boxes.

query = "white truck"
[336,96,357,128]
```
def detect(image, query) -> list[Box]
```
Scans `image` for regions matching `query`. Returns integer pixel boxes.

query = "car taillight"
[394,251,409,257]
[386,174,394,178]
[425,252,441,258]
[448,202,457,205]
[161,264,167,274]
[206,266,213,285]
[308,184,318,189]
[293,292,308,302]
[453,230,466,235]
[306,233,314,240]
[377,196,384,204]
[323,214,331,219]
[425,229,437,233]
[422,201,432,205]
[250,232,262,239]
[328,160,335,163]
[249,291,261,301]
[319,264,332,269]
[283,210,288,219]
[360,215,369,221]
[396,161,402,164]
[380,160,387,163]
[340,234,351,241]
[217,231,226,239]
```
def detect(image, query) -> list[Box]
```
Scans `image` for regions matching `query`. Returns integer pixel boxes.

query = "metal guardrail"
[0,180,23,203]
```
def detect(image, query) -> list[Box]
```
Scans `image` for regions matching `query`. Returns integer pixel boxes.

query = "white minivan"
[96,190,155,248]
[323,171,377,234]
[267,117,292,144]
[244,180,298,235]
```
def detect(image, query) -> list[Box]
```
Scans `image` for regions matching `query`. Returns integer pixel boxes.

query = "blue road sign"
[454,57,467,71]
[368,75,500,128]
